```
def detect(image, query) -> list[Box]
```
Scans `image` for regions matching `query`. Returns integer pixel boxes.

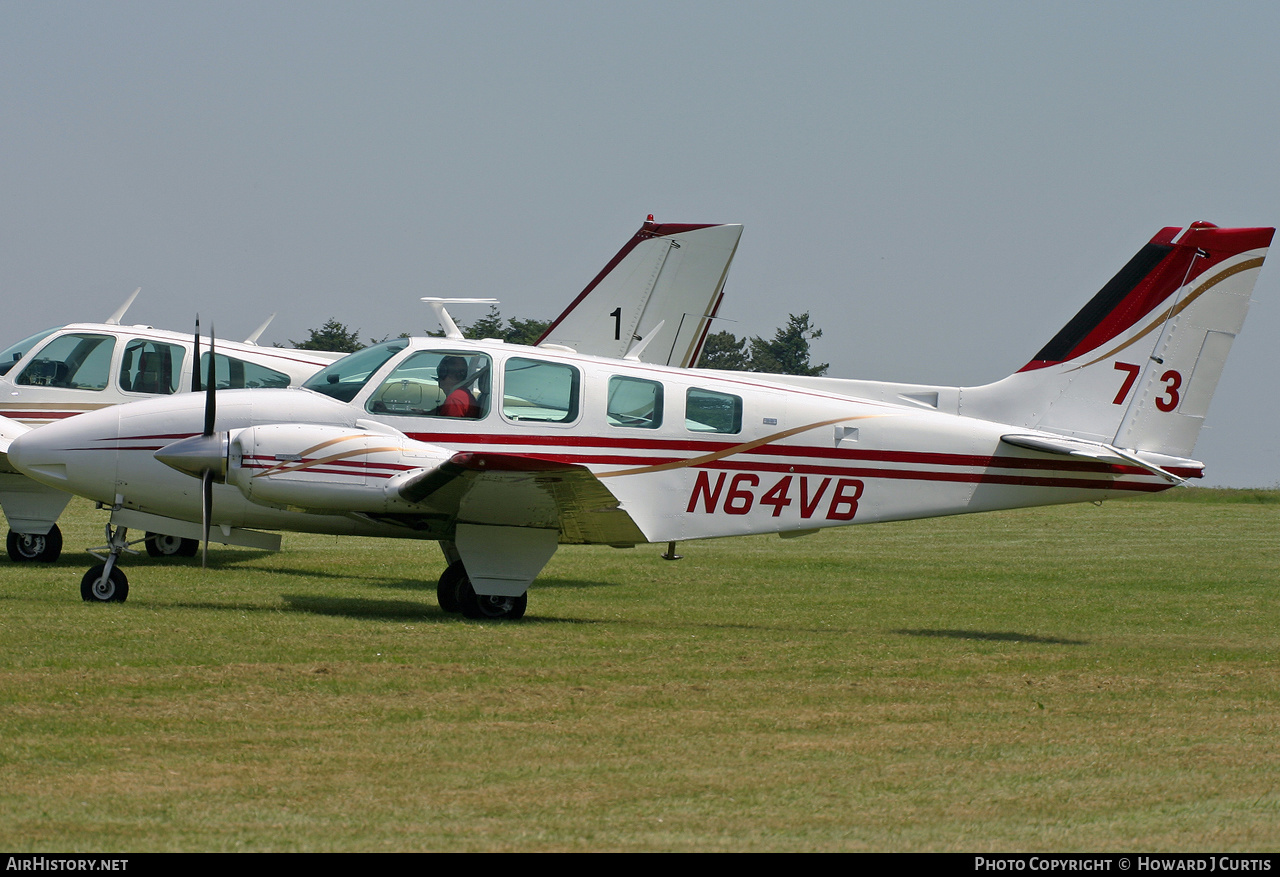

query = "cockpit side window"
[366,350,492,419]
[121,340,184,395]
[16,333,116,391]
[301,340,408,402]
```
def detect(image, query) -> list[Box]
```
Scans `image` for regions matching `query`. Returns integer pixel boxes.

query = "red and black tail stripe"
[1020,223,1273,372]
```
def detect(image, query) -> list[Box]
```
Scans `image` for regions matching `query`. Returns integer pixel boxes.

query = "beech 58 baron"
[4,222,1270,620]
[0,217,743,565]
[0,291,342,561]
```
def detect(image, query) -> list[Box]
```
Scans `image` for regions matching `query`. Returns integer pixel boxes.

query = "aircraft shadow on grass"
[894,628,1088,646]
[280,593,580,623]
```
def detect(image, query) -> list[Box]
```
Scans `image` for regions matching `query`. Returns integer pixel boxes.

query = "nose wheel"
[81,563,129,602]
[81,523,135,603]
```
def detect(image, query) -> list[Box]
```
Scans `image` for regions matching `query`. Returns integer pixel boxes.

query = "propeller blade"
[201,469,213,568]
[203,325,216,438]
[192,316,202,394]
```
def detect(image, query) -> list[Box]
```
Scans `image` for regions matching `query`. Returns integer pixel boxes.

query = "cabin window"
[16,333,115,391]
[301,340,407,402]
[686,387,742,434]
[607,376,663,429]
[366,350,492,419]
[503,357,580,424]
[199,353,291,390]
[121,340,184,395]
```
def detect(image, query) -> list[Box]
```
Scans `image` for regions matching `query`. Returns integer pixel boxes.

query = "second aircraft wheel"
[6,525,63,563]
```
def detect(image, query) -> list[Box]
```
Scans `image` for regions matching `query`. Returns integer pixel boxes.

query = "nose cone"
[7,405,123,502]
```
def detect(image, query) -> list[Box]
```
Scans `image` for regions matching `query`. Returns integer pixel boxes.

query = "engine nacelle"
[227,423,454,512]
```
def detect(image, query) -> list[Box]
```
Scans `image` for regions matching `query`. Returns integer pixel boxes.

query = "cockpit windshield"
[0,328,57,377]
[300,339,408,402]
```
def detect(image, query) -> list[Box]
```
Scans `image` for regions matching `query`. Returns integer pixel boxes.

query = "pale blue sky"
[3,1,1278,486]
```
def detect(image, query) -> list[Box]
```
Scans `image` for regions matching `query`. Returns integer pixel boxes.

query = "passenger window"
[121,340,184,395]
[503,357,580,423]
[686,387,742,434]
[366,351,491,419]
[199,353,291,390]
[607,376,663,429]
[16,333,115,391]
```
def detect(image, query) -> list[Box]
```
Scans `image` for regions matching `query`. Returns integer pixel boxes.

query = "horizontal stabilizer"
[1000,433,1190,484]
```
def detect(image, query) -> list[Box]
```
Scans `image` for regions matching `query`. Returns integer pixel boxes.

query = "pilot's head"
[437,356,468,387]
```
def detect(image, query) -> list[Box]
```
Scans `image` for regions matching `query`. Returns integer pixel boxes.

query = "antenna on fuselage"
[105,288,142,325]
[623,320,665,362]
[420,297,498,340]
[243,313,276,346]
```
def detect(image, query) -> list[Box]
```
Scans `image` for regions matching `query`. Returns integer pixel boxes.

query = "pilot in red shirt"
[437,355,480,418]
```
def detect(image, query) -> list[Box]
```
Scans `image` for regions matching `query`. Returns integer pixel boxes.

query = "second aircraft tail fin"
[538,217,743,367]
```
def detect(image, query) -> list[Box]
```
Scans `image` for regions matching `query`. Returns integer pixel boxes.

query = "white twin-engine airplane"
[0,217,744,564]
[3,222,1271,621]
[0,291,342,562]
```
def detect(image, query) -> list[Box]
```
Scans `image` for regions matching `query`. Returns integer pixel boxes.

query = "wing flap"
[401,452,647,545]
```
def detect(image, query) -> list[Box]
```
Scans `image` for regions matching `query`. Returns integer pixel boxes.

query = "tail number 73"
[686,471,864,521]
[1113,362,1182,412]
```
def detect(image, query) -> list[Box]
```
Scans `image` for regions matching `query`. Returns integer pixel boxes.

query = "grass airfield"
[1,491,1277,852]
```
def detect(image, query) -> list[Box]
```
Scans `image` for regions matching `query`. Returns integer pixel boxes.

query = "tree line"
[290,307,827,376]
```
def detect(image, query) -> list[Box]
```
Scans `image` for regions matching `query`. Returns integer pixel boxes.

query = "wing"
[399,452,647,546]
[0,417,74,533]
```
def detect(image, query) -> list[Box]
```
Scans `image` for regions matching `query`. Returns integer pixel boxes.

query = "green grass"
[1,490,1278,851]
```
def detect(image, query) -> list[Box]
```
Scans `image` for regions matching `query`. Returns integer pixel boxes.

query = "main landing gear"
[144,531,200,558]
[436,560,527,620]
[6,525,63,563]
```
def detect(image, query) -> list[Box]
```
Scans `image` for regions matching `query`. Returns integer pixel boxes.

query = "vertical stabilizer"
[538,218,743,366]
[962,223,1273,459]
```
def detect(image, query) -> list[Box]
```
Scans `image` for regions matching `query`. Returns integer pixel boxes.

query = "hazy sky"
[3,1,1278,486]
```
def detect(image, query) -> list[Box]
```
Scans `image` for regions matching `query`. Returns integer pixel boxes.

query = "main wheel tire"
[145,532,199,558]
[80,564,129,603]
[437,561,465,614]
[7,525,63,563]
[456,576,527,620]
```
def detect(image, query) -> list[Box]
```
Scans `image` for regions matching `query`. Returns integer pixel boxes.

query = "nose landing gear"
[80,523,135,603]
